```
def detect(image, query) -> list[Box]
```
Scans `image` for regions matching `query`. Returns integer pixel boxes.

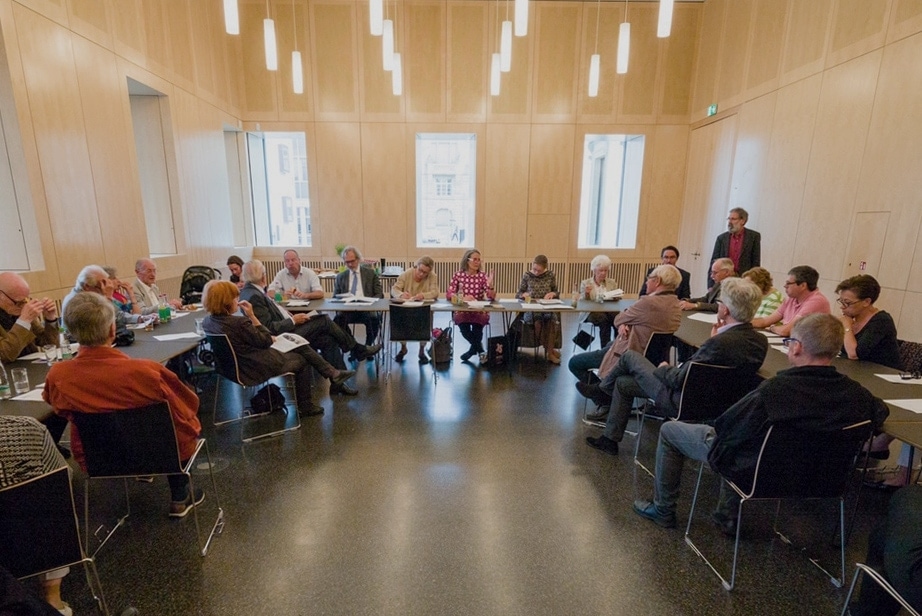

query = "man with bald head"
[0,272,58,363]
[133,258,182,315]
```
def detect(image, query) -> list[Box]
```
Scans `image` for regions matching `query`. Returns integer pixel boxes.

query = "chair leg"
[240,374,301,443]
[631,405,653,479]
[684,462,741,590]
[81,557,110,616]
[84,477,130,558]
[840,563,922,616]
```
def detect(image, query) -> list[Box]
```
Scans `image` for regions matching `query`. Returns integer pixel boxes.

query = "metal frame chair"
[389,303,434,378]
[72,402,225,558]
[0,467,110,615]
[633,362,754,477]
[206,333,301,442]
[840,563,921,616]
[684,420,873,591]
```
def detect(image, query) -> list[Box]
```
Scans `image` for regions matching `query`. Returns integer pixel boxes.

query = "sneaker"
[586,435,619,455]
[169,488,205,519]
[57,603,73,616]
[479,352,488,365]
[633,500,677,528]
[363,344,383,359]
[581,417,606,428]
[585,406,609,422]
[134,475,154,483]
[299,402,325,417]
[329,369,356,389]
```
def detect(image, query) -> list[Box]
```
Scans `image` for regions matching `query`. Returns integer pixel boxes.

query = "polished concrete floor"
[50,314,897,616]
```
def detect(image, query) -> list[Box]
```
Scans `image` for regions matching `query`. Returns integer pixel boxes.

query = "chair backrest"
[179,266,221,304]
[0,467,86,579]
[676,362,758,422]
[744,420,872,499]
[643,332,674,365]
[70,402,183,478]
[205,333,245,385]
[898,339,922,373]
[390,304,432,342]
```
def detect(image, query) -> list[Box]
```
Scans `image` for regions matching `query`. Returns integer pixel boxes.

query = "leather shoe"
[418,353,430,365]
[585,406,609,422]
[395,348,407,362]
[460,348,476,361]
[299,402,325,417]
[575,381,613,407]
[586,435,619,455]
[633,500,676,528]
[330,383,358,396]
[364,343,382,358]
[329,369,355,389]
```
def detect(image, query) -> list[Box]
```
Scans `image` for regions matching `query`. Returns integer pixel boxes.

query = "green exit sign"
[707,103,718,117]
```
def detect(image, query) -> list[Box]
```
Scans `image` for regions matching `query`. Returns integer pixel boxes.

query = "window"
[248,131,311,246]
[577,134,645,249]
[416,133,476,248]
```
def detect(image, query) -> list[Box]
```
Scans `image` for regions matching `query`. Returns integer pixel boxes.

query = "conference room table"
[0,309,205,423]
[674,311,922,477]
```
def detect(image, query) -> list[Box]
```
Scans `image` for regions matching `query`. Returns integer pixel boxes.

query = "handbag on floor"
[486,335,508,368]
[250,383,286,414]
[430,328,452,364]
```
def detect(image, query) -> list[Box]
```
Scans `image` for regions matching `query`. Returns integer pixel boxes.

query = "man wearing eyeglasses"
[709,207,760,287]
[0,272,59,363]
[333,246,383,352]
[751,265,830,337]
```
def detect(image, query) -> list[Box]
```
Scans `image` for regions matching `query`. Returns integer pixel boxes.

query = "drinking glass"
[42,344,57,364]
[11,367,30,394]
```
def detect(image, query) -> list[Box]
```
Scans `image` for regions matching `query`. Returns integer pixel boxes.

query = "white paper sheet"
[466,301,491,309]
[12,387,46,402]
[758,330,782,338]
[153,333,203,341]
[876,374,922,384]
[885,399,922,414]
[394,301,424,308]
[770,345,789,354]
[687,312,719,323]
[285,300,312,307]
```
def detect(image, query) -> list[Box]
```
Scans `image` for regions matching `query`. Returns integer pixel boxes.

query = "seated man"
[333,245,383,348]
[239,260,380,395]
[638,246,692,301]
[62,265,148,330]
[132,258,182,315]
[848,484,922,616]
[43,293,205,518]
[583,277,769,455]
[632,313,888,529]
[752,264,830,337]
[0,416,72,615]
[678,257,734,312]
[569,264,683,390]
[0,272,58,364]
[268,249,323,300]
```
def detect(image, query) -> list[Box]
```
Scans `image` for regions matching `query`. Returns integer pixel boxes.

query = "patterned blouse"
[755,288,783,319]
[448,270,495,325]
[518,270,559,322]
[0,416,67,488]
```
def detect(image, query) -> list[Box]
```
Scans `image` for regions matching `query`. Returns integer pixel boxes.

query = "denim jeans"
[600,350,671,441]
[567,343,610,381]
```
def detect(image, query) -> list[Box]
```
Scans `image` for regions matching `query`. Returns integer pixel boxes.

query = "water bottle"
[59,326,74,360]
[274,289,283,303]
[0,360,11,400]
[158,294,171,323]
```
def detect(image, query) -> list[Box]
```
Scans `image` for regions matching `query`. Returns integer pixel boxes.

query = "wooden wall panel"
[576,4,620,122]
[744,0,786,95]
[405,1,445,120]
[447,3,487,122]
[165,1,195,89]
[827,0,890,68]
[67,0,111,49]
[763,75,821,276]
[727,92,775,232]
[72,36,147,273]
[361,123,408,257]
[532,3,580,121]
[620,5,659,121]
[359,1,401,117]
[276,0,312,118]
[311,1,358,119]
[110,0,146,68]
[797,51,881,280]
[14,0,66,25]
[483,124,530,259]
[689,0,724,119]
[888,0,922,43]
[780,0,832,85]
[526,214,569,259]
[528,124,574,216]
[714,0,751,107]
[240,1,278,117]
[13,4,104,284]
[638,125,689,259]
[190,0,217,100]
[855,33,922,292]
[141,0,170,76]
[659,5,698,120]
[314,122,364,250]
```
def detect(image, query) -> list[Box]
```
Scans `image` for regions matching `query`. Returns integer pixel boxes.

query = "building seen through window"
[249,131,311,246]
[416,133,476,248]
[577,134,644,249]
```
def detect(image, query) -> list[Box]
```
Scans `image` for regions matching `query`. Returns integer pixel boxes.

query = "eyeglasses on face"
[836,298,862,308]
[0,289,29,307]
[782,337,800,348]
[783,280,801,288]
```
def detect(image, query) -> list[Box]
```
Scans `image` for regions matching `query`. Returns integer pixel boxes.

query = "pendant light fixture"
[588,0,601,97]
[382,0,394,71]
[291,0,303,93]
[617,0,630,74]
[223,0,239,35]
[264,0,277,71]
[514,0,528,37]
[491,0,502,96]
[391,1,402,95]
[500,0,512,72]
[657,0,673,38]
[370,0,383,36]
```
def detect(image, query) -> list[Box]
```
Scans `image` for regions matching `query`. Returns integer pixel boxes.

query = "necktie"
[350,271,358,295]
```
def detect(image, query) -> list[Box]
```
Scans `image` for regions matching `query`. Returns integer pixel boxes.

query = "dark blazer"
[710,228,761,284]
[334,265,383,298]
[203,313,289,385]
[640,266,691,300]
[652,322,768,411]
[239,283,295,335]
[686,281,723,312]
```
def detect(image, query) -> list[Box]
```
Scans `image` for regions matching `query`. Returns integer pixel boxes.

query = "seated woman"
[516,255,561,364]
[836,274,909,487]
[447,249,496,363]
[103,266,142,318]
[390,256,439,364]
[741,267,782,319]
[201,280,354,416]
[579,254,620,347]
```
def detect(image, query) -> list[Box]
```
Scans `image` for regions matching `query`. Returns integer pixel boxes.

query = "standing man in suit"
[583,277,769,456]
[333,246,383,348]
[639,246,692,300]
[709,207,760,287]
